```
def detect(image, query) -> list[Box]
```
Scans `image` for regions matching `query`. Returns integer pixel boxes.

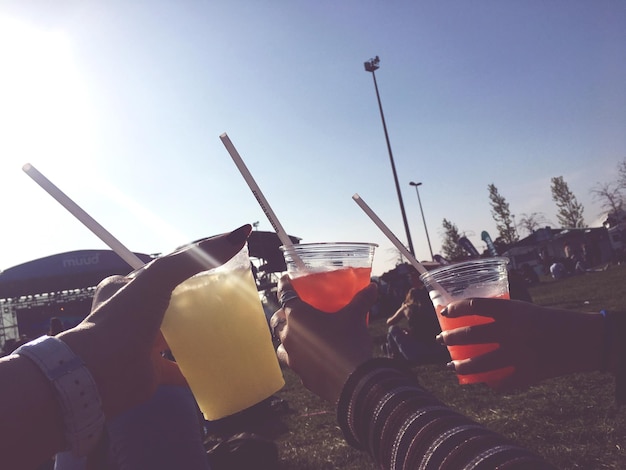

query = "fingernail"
[227,224,252,244]
[435,333,444,344]
[446,361,456,371]
[440,307,448,317]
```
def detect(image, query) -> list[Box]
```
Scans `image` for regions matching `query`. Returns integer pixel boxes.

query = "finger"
[276,344,290,368]
[270,309,287,339]
[445,297,509,320]
[451,348,512,376]
[439,322,500,346]
[277,276,323,320]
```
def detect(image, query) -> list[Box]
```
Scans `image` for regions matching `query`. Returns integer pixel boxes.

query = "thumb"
[276,344,290,368]
[103,224,252,324]
[132,224,252,294]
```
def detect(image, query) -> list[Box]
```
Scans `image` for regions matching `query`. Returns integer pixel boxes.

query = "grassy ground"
[247,264,626,469]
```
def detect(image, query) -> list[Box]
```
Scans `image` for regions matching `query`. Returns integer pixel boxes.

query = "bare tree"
[517,212,550,236]
[590,181,624,213]
[550,176,586,228]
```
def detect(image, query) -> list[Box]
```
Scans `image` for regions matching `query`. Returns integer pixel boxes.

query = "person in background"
[383,286,450,364]
[48,317,64,336]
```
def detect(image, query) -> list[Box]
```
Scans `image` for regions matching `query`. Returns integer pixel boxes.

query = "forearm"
[0,354,64,469]
[337,358,555,469]
[386,306,404,326]
[542,309,604,378]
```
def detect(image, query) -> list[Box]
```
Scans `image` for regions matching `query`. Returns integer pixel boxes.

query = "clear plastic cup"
[419,257,512,386]
[281,242,377,313]
[160,244,284,420]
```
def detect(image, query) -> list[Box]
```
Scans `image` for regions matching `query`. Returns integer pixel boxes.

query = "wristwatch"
[14,335,105,456]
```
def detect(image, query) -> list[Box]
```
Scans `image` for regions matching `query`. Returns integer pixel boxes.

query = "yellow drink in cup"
[160,245,284,421]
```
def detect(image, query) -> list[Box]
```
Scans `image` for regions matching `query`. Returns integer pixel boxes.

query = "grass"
[247,264,626,469]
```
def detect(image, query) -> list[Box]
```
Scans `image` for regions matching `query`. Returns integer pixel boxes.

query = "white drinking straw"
[352,193,451,301]
[22,163,145,270]
[352,193,427,274]
[219,133,305,269]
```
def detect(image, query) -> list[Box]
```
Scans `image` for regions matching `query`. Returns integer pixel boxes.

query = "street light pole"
[364,56,415,256]
[409,181,434,261]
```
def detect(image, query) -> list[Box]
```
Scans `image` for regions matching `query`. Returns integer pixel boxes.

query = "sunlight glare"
[0,16,95,180]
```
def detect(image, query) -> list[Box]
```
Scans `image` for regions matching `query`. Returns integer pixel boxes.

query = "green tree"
[487,184,518,244]
[440,218,465,261]
[550,176,586,228]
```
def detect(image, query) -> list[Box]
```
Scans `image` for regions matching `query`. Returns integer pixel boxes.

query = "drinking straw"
[22,163,145,270]
[219,133,305,269]
[352,193,450,300]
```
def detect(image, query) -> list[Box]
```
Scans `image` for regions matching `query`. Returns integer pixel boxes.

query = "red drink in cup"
[420,257,513,386]
[281,243,377,313]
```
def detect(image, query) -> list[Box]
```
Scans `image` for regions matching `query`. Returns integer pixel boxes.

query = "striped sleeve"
[337,358,556,469]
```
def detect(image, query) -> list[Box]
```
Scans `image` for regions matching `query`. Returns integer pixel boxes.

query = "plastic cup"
[419,257,512,386]
[280,242,377,313]
[160,244,285,421]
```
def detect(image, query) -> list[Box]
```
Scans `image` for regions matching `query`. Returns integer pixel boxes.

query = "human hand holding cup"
[419,257,513,387]
[274,275,377,403]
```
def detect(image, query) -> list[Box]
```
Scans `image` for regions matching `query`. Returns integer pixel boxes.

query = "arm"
[338,358,555,469]
[0,224,250,469]
[0,355,64,469]
[437,298,608,390]
[385,303,406,326]
[276,277,556,469]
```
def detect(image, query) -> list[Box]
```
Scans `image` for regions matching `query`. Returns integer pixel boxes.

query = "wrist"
[14,336,105,456]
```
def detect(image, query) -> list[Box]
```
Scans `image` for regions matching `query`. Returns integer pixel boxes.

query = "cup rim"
[279,242,378,252]
[419,256,509,280]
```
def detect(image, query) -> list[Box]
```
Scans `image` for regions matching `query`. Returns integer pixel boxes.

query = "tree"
[487,184,518,244]
[550,176,586,228]
[590,181,623,214]
[517,212,550,236]
[440,218,465,261]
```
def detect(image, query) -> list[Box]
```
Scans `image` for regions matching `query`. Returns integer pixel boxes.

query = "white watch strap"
[14,335,105,457]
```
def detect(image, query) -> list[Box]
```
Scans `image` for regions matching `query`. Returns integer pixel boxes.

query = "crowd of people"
[0,224,623,469]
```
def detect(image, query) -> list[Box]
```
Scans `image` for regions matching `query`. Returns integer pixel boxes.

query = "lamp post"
[364,55,415,256]
[409,181,434,261]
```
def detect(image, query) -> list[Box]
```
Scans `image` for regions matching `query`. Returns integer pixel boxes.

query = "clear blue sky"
[1,1,625,276]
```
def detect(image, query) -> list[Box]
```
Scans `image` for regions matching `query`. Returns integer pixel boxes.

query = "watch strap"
[14,335,105,457]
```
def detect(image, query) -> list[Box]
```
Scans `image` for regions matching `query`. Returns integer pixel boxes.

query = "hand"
[275,275,378,403]
[59,224,252,418]
[87,278,188,388]
[437,298,604,390]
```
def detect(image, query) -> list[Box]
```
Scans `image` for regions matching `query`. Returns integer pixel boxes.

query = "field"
[245,264,626,469]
